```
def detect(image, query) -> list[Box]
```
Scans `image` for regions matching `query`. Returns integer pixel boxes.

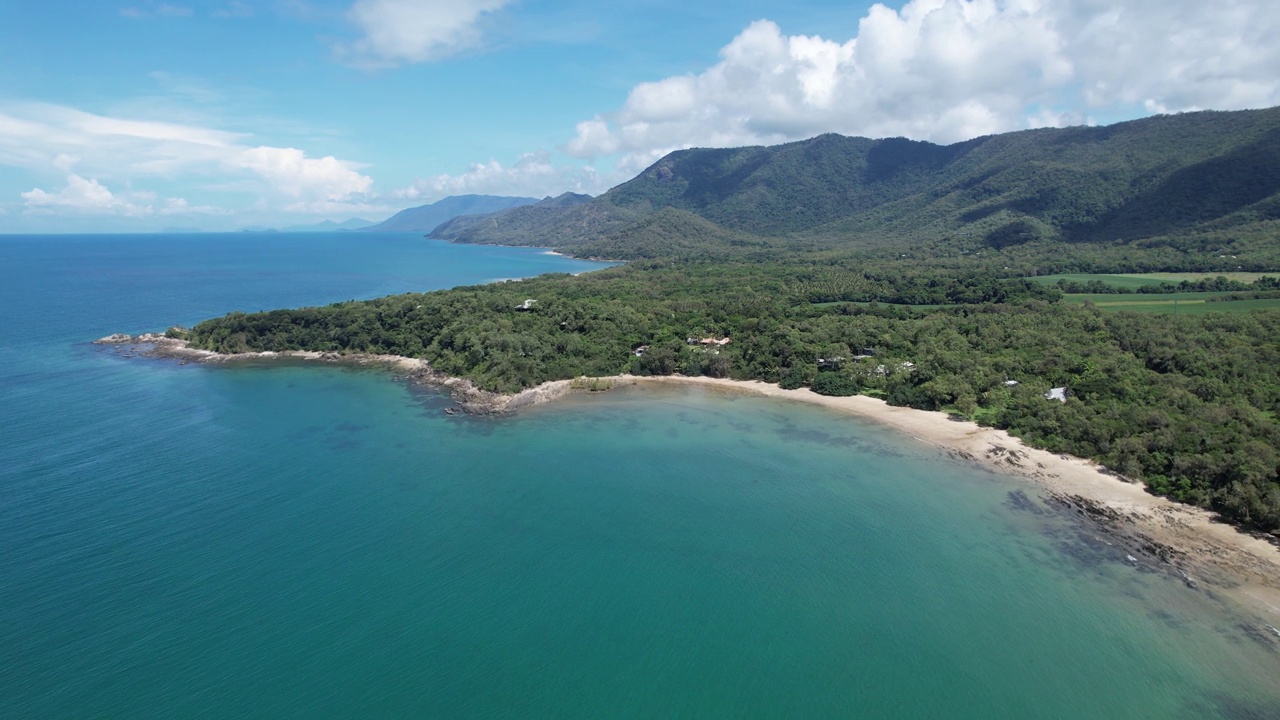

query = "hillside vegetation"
[433,108,1280,268]
[184,108,1280,535]
[367,194,538,233]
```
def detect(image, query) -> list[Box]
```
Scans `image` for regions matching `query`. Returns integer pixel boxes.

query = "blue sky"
[2,0,1277,232]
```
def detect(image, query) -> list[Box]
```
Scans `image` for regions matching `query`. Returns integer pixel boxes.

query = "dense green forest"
[183,109,1280,535]
[433,108,1280,268]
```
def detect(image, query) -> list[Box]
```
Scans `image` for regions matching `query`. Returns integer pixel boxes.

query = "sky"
[1,0,1278,232]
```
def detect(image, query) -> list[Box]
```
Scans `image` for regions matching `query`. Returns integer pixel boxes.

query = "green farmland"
[1065,292,1280,314]
[809,295,1280,314]
[1030,272,1276,289]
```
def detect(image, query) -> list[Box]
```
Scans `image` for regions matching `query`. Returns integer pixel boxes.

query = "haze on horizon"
[2,0,1278,233]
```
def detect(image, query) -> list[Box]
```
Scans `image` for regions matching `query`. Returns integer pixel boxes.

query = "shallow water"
[2,233,1278,718]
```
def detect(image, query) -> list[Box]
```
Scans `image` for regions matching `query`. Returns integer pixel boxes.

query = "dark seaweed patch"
[1005,489,1047,515]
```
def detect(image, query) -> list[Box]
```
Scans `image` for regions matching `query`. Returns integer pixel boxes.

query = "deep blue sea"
[2,232,1279,719]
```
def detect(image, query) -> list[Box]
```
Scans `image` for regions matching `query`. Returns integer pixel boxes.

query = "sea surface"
[2,232,1278,719]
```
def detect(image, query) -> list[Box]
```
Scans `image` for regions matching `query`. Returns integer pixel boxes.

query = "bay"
[1,233,1277,718]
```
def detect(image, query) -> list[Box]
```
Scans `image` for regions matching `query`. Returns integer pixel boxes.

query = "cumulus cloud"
[340,0,513,66]
[21,175,136,214]
[0,102,374,213]
[566,0,1280,169]
[235,146,372,200]
[21,174,223,216]
[393,151,611,202]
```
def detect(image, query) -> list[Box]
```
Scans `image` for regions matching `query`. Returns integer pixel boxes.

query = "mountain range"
[430,107,1280,260]
[363,194,540,233]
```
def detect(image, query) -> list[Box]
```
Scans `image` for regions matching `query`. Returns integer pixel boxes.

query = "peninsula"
[111,108,1280,613]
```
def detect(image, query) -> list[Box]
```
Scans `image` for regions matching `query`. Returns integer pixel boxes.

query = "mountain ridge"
[431,108,1280,259]
[366,194,541,233]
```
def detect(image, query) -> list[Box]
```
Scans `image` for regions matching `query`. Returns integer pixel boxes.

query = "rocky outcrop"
[93,332,621,416]
[406,368,584,415]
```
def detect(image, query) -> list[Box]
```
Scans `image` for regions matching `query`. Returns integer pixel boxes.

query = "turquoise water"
[2,233,1278,718]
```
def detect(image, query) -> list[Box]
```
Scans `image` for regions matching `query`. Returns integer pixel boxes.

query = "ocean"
[1,232,1278,718]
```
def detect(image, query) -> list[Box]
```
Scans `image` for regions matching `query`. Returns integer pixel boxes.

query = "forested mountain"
[432,108,1280,260]
[430,191,616,246]
[366,194,539,233]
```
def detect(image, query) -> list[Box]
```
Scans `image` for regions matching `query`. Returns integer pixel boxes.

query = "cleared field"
[1030,272,1276,289]
[1031,273,1168,289]
[807,294,1280,315]
[1134,272,1275,283]
[1065,293,1280,314]
[808,301,948,311]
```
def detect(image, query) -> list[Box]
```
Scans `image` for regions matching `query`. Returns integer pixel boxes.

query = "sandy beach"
[618,374,1280,625]
[98,334,1280,630]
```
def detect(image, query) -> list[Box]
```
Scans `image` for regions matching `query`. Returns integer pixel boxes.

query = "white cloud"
[394,151,611,202]
[159,197,228,215]
[0,102,374,213]
[52,153,79,171]
[20,174,223,217]
[340,0,513,66]
[234,146,372,200]
[565,0,1280,169]
[22,175,140,214]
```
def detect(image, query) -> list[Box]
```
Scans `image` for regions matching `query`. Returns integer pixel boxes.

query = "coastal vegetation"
[182,108,1280,534]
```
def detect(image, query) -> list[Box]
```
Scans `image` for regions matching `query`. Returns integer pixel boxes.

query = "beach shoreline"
[97,334,1280,631]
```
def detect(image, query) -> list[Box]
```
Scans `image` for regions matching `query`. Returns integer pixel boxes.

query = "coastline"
[624,376,1280,621]
[98,334,1280,631]
[94,334,583,415]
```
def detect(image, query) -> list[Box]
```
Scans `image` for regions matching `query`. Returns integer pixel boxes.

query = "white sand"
[111,333,1280,625]
[612,375,1280,623]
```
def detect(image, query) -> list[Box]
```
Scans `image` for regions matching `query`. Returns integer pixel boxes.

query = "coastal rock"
[403,368,586,416]
[94,333,135,344]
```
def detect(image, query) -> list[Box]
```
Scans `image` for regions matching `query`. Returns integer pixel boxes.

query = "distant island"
[139,107,1280,538]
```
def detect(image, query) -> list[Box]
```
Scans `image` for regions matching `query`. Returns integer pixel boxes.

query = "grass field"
[1029,272,1276,289]
[1065,293,1280,314]
[809,301,949,311]
[807,294,1280,314]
